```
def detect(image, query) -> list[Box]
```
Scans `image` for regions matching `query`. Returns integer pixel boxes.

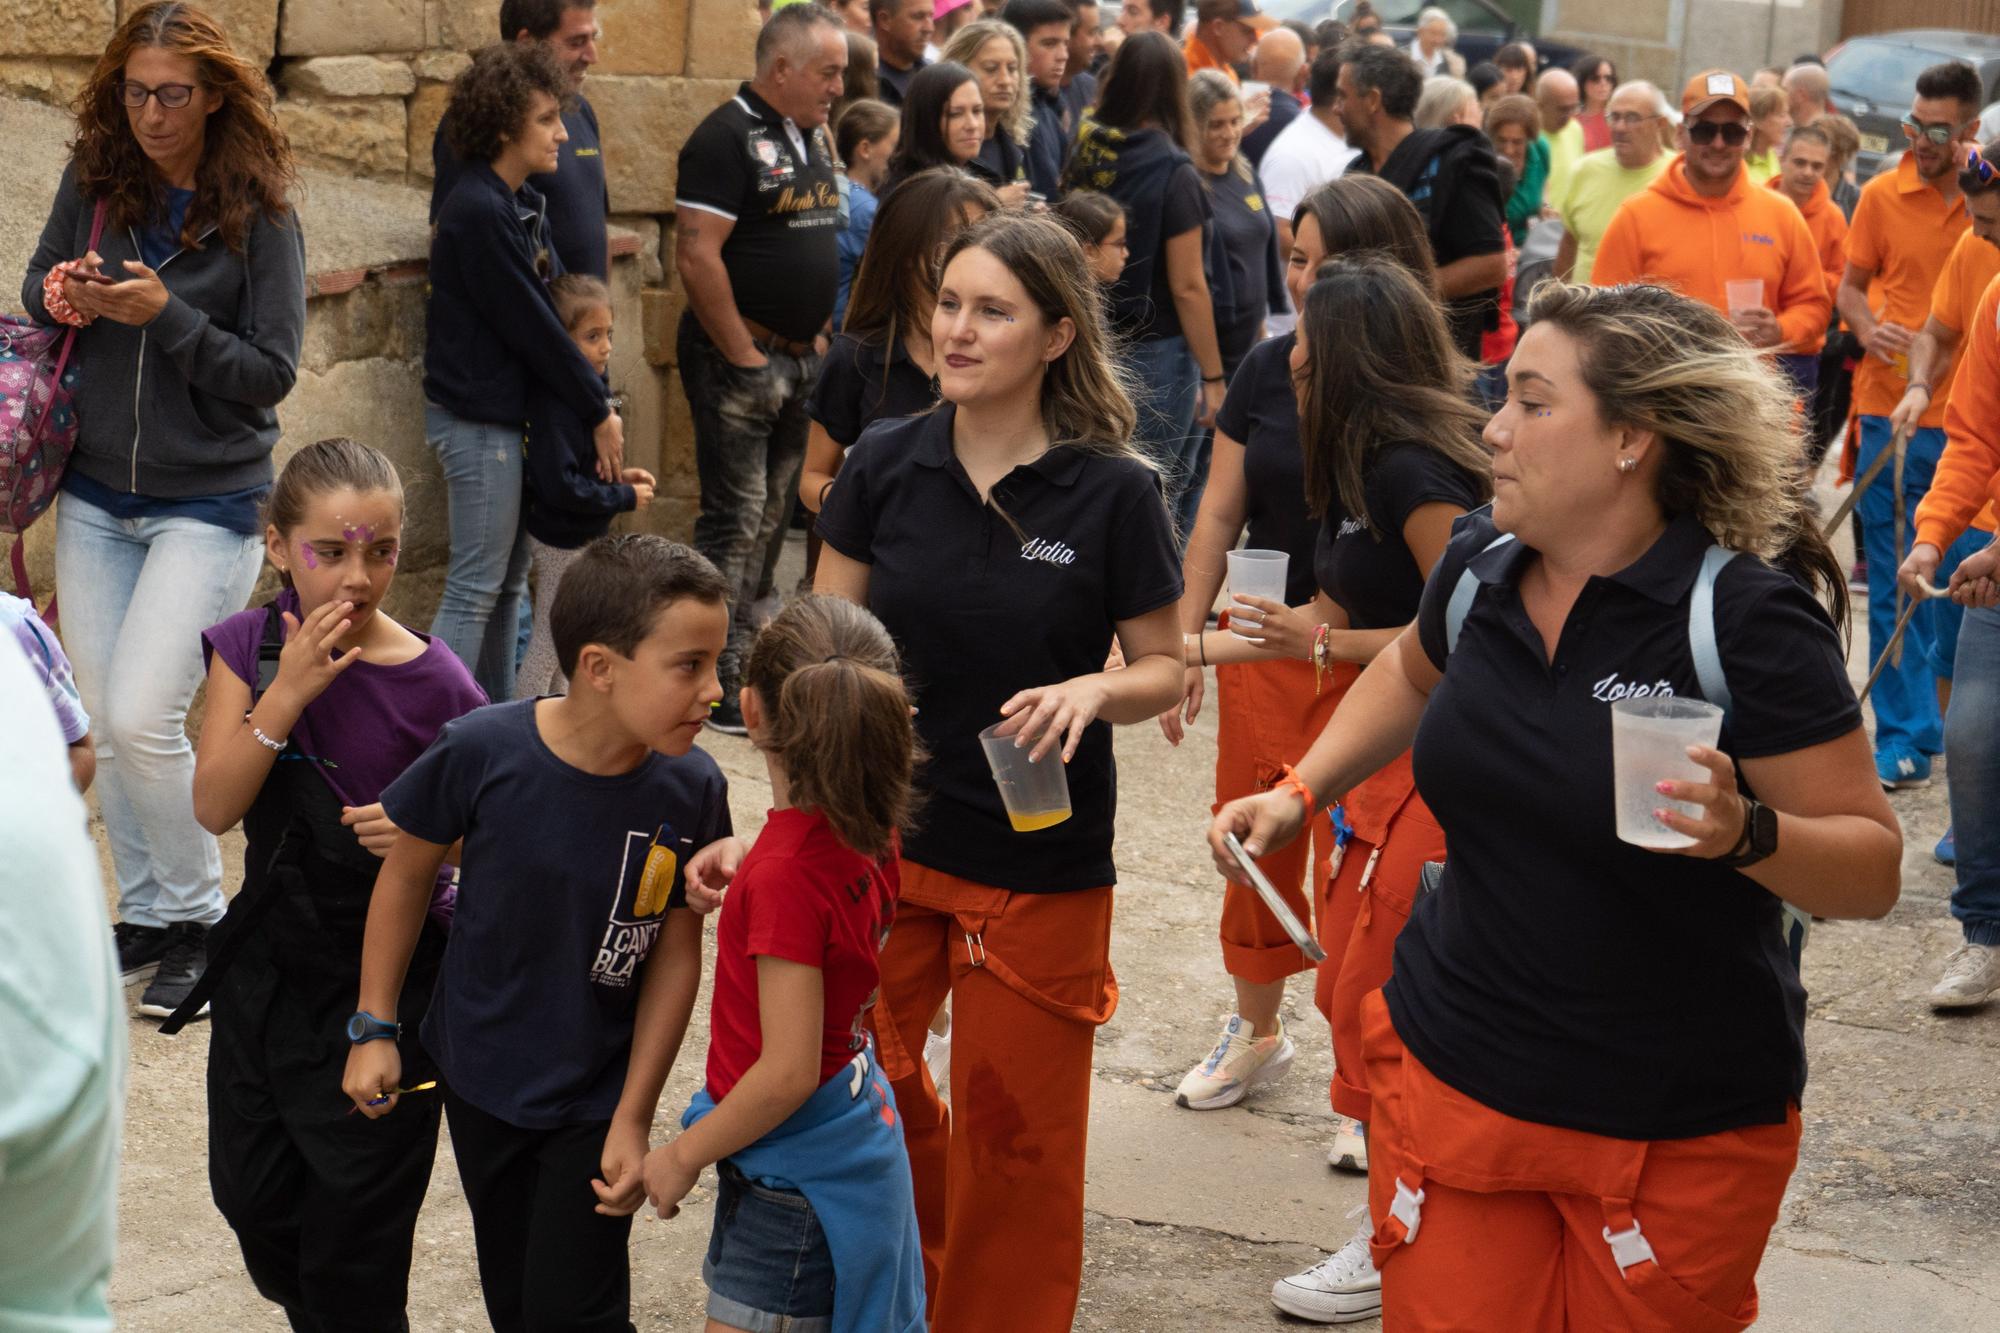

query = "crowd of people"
[7,0,2000,1330]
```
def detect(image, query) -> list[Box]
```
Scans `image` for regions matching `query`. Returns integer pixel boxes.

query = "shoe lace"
[1308,1230,1377,1285]
[1941,943,1995,984]
[157,926,206,976]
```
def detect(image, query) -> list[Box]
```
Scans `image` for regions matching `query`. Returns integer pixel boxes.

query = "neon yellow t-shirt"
[1541,119,1587,210]
[1559,147,1672,284]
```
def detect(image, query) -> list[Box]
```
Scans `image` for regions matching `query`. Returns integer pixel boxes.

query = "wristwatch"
[346,1011,401,1044]
[1717,797,1778,869]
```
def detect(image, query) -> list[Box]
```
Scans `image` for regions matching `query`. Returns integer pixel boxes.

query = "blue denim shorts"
[703,1161,835,1332]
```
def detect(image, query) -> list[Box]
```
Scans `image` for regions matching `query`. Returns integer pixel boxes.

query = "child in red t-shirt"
[644,594,927,1333]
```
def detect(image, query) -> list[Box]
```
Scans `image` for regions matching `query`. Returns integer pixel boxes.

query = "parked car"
[1823,29,2000,183]
[1255,0,1585,73]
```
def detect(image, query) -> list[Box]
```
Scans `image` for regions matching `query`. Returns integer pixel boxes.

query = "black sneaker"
[113,922,170,981]
[705,693,749,737]
[137,922,210,1021]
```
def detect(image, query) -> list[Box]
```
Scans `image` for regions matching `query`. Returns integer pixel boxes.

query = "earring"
[1618,455,1638,474]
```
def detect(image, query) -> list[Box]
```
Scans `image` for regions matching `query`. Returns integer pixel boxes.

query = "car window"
[1826,39,1964,112]
[1258,0,1506,34]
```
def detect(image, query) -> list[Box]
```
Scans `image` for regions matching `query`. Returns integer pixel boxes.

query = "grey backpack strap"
[1688,545,1739,721]
[1444,533,1515,655]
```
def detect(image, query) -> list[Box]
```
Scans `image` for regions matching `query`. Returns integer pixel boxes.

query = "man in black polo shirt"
[675,3,846,733]
[1338,43,1505,359]
[430,0,610,279]
[1002,0,1073,198]
[871,0,932,107]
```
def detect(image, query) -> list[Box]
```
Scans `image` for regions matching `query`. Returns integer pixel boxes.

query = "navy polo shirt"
[1311,441,1484,629]
[1213,333,1318,607]
[816,406,1182,892]
[1389,509,1860,1141]
[806,331,937,447]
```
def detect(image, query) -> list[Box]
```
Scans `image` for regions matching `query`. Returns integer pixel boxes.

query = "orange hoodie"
[1184,32,1239,84]
[1592,155,1831,352]
[1916,272,2000,553]
[1766,173,1848,343]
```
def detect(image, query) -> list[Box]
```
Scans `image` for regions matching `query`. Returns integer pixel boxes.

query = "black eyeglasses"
[1687,120,1749,147]
[1903,113,1970,146]
[117,80,196,109]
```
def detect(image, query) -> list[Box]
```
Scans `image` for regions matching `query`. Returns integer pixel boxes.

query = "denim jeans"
[55,489,262,927]
[1856,415,1973,760]
[1948,604,2000,945]
[426,403,530,702]
[678,315,820,685]
[1127,335,1200,541]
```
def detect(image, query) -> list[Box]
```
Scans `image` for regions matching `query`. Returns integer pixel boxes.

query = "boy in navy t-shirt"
[343,535,733,1330]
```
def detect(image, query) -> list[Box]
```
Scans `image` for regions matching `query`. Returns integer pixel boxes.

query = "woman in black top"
[1178,68,1287,534]
[1065,30,1226,532]
[880,61,988,196]
[1165,177,1440,1139]
[941,19,1033,208]
[798,169,999,575]
[1212,283,1899,1329]
[815,213,1184,1330]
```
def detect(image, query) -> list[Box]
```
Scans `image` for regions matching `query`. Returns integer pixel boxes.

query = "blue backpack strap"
[1688,545,1738,722]
[1444,533,1515,655]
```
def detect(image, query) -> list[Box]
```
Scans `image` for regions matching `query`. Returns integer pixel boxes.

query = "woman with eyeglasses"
[23,0,306,1019]
[1571,55,1617,151]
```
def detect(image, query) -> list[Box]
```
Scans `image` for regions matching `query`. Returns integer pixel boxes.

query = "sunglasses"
[1968,147,1996,184]
[1903,113,1970,146]
[1687,120,1749,147]
[117,80,196,109]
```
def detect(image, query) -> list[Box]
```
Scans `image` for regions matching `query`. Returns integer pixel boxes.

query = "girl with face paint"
[187,437,487,1329]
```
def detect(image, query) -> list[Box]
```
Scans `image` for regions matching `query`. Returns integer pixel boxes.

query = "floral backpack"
[2,200,105,608]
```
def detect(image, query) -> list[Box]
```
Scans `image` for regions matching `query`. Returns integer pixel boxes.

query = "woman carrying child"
[645,594,926,1333]
[815,212,1185,1330]
[190,438,486,1330]
[517,273,656,698]
[425,41,624,701]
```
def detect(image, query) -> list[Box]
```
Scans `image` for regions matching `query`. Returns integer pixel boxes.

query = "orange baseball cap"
[1681,69,1751,117]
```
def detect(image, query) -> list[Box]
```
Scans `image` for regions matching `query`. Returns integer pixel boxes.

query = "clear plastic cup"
[979,722,1073,833]
[1225,548,1290,640]
[1610,695,1724,849]
[1725,279,1764,317]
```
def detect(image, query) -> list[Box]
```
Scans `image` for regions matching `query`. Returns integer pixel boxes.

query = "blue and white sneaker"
[1935,826,1957,865]
[1328,1116,1368,1174]
[1175,1014,1294,1110]
[1876,750,1932,790]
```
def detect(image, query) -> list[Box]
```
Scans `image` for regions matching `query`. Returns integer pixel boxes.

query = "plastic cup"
[979,722,1072,833]
[1225,548,1289,640]
[1725,279,1764,317]
[1610,696,1725,849]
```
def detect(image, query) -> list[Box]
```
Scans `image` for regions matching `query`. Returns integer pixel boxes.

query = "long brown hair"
[938,212,1144,459]
[1295,255,1491,530]
[1528,281,1848,640]
[1293,175,1437,293]
[744,595,923,859]
[70,1,297,253]
[843,168,998,346]
[1091,29,1193,153]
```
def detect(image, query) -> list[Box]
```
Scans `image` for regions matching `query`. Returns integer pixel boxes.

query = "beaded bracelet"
[1273,762,1315,817]
[245,711,287,753]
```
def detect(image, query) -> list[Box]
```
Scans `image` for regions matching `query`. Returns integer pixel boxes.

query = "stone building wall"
[1,0,763,613]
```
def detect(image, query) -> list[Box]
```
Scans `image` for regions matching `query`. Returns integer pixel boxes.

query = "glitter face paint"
[298,542,320,570]
[340,523,376,543]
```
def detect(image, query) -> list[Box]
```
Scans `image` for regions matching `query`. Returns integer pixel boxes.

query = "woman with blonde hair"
[1746,84,1791,184]
[942,18,1034,206]
[1212,281,1897,1328]
[24,0,306,1016]
[816,212,1185,1330]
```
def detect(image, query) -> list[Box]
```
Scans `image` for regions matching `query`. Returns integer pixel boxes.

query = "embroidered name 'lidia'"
[1021,537,1077,565]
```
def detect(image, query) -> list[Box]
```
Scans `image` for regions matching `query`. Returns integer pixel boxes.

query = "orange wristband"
[1274,763,1315,817]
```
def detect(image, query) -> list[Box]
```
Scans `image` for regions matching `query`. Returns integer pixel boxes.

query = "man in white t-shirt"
[1260,47,1360,332]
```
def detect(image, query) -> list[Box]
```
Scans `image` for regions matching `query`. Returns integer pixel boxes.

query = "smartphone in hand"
[1223,831,1327,962]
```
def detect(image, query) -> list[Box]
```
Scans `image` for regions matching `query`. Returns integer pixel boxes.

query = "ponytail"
[743,595,923,859]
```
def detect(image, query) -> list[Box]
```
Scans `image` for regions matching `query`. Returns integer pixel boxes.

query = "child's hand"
[340,803,401,858]
[594,411,625,482]
[274,600,363,707]
[621,467,657,510]
[643,1140,701,1219]
[342,1039,403,1118]
[684,836,749,914]
[631,482,655,509]
[592,1118,651,1217]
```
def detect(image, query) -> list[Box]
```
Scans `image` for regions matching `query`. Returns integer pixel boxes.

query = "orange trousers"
[867,861,1117,1333]
[1359,991,1802,1332]
[1314,783,1446,1122]
[1213,657,1348,981]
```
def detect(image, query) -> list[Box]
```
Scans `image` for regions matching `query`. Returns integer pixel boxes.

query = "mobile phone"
[1223,831,1327,962]
[68,267,118,285]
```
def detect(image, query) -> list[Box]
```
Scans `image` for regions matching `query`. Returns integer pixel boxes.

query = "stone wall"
[1543,0,1845,94]
[0,0,765,613]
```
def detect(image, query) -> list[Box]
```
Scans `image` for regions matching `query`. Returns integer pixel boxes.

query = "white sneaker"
[924,1025,951,1096]
[1175,1015,1295,1110]
[1271,1227,1382,1323]
[1929,942,2000,1009]
[1328,1116,1368,1174]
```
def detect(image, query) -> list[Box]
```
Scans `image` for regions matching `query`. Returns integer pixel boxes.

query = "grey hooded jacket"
[22,162,307,499]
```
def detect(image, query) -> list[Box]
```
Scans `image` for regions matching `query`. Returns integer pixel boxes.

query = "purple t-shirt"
[202,589,487,915]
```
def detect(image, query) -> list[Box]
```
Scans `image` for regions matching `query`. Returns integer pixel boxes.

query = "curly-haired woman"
[425,40,622,703]
[23,0,306,1019]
